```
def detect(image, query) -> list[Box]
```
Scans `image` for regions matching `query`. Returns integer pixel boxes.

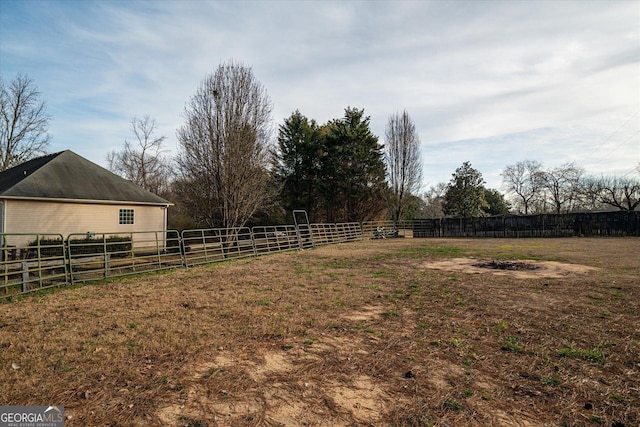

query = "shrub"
[26,235,133,259]
[27,238,65,258]
[68,236,132,257]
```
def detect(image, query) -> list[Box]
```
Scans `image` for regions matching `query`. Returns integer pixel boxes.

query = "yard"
[1,237,638,426]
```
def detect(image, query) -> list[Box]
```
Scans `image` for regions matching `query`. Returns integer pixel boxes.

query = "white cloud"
[0,0,637,189]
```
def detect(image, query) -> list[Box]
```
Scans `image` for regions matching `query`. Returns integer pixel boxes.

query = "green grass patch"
[396,245,466,258]
[586,294,605,305]
[442,398,463,410]
[556,346,605,363]
[501,336,522,353]
[382,308,400,318]
[491,320,510,334]
[541,376,560,387]
[372,269,395,278]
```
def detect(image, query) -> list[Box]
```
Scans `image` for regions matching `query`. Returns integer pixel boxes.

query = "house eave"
[0,195,173,207]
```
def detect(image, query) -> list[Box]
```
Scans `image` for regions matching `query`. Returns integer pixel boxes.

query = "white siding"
[4,200,166,247]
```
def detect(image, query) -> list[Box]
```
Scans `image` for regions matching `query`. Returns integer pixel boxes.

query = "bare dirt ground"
[1,237,638,426]
[424,258,598,279]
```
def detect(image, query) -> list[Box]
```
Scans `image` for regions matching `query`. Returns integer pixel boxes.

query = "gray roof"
[0,150,171,205]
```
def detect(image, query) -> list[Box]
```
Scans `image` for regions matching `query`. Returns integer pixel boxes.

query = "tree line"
[2,64,638,229]
[501,160,639,214]
[1,64,422,230]
[421,160,639,219]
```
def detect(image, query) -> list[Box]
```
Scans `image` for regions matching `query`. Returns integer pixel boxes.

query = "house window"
[119,209,134,225]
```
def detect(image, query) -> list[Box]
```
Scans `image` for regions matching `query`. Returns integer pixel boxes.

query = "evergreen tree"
[321,108,387,222]
[483,188,511,215]
[273,110,323,220]
[443,161,487,218]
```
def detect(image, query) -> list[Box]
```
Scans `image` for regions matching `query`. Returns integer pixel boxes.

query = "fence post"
[104,253,111,278]
[250,228,258,257]
[21,262,28,293]
[156,231,162,266]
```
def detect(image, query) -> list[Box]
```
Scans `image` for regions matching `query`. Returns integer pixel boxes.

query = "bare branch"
[107,115,172,194]
[540,162,584,214]
[583,174,640,211]
[175,61,275,229]
[0,74,51,170]
[384,110,422,222]
[501,160,543,214]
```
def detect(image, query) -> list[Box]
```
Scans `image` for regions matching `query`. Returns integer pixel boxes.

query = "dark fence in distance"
[413,211,640,238]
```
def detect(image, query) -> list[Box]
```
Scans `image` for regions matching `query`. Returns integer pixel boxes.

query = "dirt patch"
[423,257,598,279]
[160,333,394,426]
[342,304,386,322]
[326,375,389,423]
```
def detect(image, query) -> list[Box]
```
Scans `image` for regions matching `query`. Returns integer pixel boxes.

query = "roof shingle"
[0,150,171,205]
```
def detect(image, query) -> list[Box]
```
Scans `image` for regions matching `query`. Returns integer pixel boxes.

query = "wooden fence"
[413,211,640,238]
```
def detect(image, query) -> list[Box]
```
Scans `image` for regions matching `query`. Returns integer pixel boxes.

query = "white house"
[0,150,172,247]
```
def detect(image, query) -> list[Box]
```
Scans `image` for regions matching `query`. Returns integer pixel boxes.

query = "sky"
[0,0,638,191]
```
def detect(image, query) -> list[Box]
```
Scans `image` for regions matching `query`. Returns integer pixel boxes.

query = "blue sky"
[1,0,638,190]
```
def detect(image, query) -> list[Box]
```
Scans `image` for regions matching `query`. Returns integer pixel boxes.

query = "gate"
[293,210,314,249]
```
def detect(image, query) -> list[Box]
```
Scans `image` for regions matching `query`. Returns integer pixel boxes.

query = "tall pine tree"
[273,110,323,220]
[322,108,387,222]
[443,161,487,218]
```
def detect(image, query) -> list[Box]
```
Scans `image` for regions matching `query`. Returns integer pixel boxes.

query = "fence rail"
[3,212,636,298]
[67,231,183,284]
[310,222,363,245]
[0,233,68,296]
[362,220,412,239]
[1,221,367,298]
[181,227,254,267]
[253,225,299,255]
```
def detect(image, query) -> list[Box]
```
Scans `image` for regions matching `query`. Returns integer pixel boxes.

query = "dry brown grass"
[1,237,639,426]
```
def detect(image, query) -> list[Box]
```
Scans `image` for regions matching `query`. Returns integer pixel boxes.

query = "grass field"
[1,237,638,426]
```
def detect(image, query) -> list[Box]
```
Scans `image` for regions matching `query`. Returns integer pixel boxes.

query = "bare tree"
[107,115,171,194]
[541,162,584,214]
[575,177,606,211]
[384,110,422,222]
[421,182,447,219]
[0,74,51,170]
[582,174,640,211]
[501,160,543,214]
[176,61,275,229]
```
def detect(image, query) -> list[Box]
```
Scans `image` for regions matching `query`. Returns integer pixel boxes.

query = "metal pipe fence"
[332,222,363,242]
[252,225,299,255]
[1,233,68,297]
[0,220,384,298]
[308,223,333,246]
[67,231,183,284]
[181,227,254,267]
[308,222,364,246]
[361,220,412,239]
[4,212,636,298]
